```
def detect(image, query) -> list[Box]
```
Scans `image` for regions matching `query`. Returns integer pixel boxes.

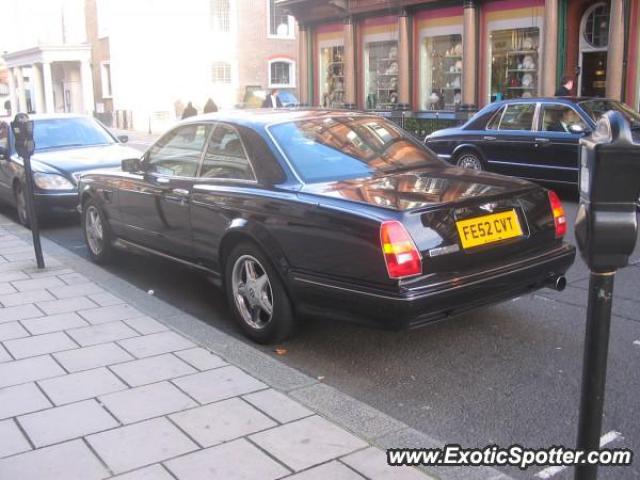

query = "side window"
[0,122,9,151]
[200,124,256,181]
[485,107,505,130]
[147,124,211,177]
[498,103,536,131]
[541,105,587,133]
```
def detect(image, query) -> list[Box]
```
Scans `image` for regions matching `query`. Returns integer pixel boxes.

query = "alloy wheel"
[85,205,105,255]
[231,255,274,330]
[457,153,483,170]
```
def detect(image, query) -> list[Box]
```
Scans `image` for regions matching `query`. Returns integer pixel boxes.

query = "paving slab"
[54,342,134,372]
[0,303,43,323]
[0,419,31,458]
[169,397,276,447]
[0,344,11,363]
[0,382,51,420]
[39,367,128,405]
[118,331,195,358]
[285,461,365,479]
[174,347,227,371]
[49,282,105,299]
[37,296,97,315]
[3,331,77,359]
[100,382,197,424]
[123,316,168,335]
[243,388,313,424]
[0,320,30,341]
[0,355,65,388]
[87,417,198,474]
[11,276,65,292]
[21,311,89,335]
[0,439,108,480]
[0,289,55,307]
[173,365,267,404]
[67,321,139,346]
[164,438,290,480]
[250,415,368,472]
[342,447,429,480]
[111,464,175,480]
[88,291,126,306]
[18,399,119,447]
[79,303,144,325]
[110,353,197,386]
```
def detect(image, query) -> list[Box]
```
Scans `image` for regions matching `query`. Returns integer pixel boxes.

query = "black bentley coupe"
[78,110,575,343]
[424,97,640,188]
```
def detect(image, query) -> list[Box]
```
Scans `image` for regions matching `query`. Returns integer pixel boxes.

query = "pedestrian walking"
[181,101,198,119]
[203,98,218,113]
[262,89,282,108]
[555,75,574,96]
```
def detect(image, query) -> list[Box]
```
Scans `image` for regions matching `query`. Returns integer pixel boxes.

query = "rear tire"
[82,198,114,264]
[224,242,295,344]
[455,150,484,171]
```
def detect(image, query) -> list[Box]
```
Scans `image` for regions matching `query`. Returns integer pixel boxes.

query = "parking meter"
[573,110,639,480]
[574,111,639,272]
[10,113,44,268]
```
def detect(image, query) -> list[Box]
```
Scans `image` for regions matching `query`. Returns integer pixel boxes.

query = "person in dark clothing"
[203,98,218,113]
[555,75,574,96]
[181,101,197,119]
[262,89,282,108]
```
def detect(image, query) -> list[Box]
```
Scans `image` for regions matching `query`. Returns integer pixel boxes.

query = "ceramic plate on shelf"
[521,73,533,87]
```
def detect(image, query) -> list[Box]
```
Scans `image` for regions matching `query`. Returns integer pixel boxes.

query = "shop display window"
[489,27,540,101]
[319,46,345,108]
[420,34,463,110]
[364,40,399,110]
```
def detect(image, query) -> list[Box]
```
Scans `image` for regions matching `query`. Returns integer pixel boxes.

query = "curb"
[1,216,512,480]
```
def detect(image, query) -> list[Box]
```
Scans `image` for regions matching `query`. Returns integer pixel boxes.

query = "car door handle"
[155,177,170,184]
[171,188,190,196]
[483,136,496,141]
[534,138,550,143]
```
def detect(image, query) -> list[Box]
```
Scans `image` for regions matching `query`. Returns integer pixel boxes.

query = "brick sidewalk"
[0,221,432,479]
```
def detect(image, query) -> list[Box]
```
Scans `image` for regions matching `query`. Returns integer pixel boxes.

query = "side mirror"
[121,157,143,173]
[569,124,589,135]
[117,135,129,143]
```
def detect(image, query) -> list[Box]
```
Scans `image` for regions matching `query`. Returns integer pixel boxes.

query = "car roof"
[178,108,376,129]
[0,113,92,123]
[491,96,614,107]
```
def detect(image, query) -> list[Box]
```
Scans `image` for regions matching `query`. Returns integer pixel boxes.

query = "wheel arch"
[452,143,486,162]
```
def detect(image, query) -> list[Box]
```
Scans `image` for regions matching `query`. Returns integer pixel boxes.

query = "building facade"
[282,0,640,118]
[2,0,298,132]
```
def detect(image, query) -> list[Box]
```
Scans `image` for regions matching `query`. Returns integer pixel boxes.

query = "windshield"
[578,100,640,127]
[34,117,115,151]
[270,116,440,183]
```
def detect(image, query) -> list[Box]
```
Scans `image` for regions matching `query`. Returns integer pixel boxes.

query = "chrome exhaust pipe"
[546,275,567,291]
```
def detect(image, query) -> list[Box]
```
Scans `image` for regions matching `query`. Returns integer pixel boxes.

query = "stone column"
[80,60,95,115]
[298,25,309,106]
[606,0,624,100]
[343,16,356,108]
[15,67,27,113]
[31,64,46,114]
[398,10,411,108]
[462,0,478,108]
[542,0,558,96]
[7,68,18,115]
[42,62,55,113]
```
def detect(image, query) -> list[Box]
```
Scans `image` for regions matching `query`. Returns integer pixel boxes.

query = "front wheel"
[82,198,114,264]
[455,151,484,171]
[14,182,30,227]
[225,243,295,344]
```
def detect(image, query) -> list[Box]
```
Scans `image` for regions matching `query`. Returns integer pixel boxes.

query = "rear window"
[497,104,535,131]
[269,116,440,183]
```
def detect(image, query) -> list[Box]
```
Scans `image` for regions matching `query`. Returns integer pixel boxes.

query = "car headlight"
[33,173,75,191]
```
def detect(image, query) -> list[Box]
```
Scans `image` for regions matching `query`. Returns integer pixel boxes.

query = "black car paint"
[425,97,603,186]
[0,116,141,216]
[79,110,575,329]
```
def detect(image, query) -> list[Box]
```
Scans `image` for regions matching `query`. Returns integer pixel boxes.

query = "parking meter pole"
[574,271,615,480]
[22,154,45,269]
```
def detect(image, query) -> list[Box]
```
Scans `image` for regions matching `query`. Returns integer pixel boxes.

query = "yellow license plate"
[456,210,523,249]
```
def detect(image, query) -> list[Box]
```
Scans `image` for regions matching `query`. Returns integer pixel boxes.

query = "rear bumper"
[289,243,576,329]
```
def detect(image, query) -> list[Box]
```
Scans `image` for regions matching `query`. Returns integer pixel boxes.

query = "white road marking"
[633,340,640,347]
[534,431,623,479]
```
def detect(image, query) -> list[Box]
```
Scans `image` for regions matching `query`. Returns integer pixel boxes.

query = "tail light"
[380,221,422,279]
[548,190,567,238]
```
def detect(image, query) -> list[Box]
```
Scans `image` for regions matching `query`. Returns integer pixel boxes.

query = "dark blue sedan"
[425,97,640,188]
[0,114,141,226]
